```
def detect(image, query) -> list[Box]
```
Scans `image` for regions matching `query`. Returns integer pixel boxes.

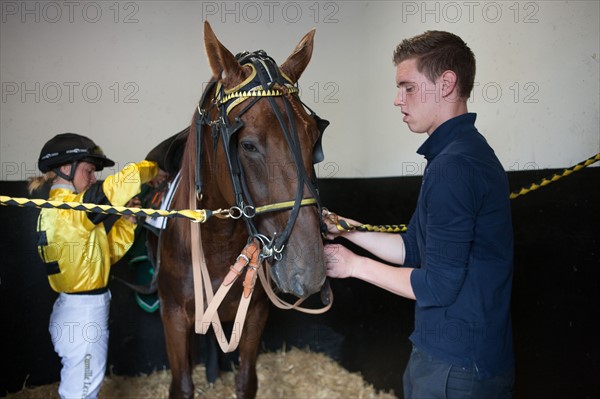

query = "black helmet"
[38,133,115,173]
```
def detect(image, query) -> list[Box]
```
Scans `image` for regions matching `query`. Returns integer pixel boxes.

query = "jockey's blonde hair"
[28,171,56,194]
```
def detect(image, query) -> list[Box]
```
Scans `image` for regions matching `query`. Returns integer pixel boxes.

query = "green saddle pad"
[130,256,160,313]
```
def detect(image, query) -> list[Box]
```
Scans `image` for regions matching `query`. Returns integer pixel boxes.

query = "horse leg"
[235,299,270,399]
[159,278,196,399]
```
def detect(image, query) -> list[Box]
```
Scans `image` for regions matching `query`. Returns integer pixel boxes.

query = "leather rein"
[188,50,332,352]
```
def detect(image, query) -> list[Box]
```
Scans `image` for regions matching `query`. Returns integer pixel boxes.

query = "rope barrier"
[0,154,598,231]
[508,153,600,199]
[0,195,209,222]
[329,152,600,234]
[0,195,317,224]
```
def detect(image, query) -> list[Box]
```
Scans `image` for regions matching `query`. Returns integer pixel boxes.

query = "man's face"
[72,161,97,193]
[394,58,443,135]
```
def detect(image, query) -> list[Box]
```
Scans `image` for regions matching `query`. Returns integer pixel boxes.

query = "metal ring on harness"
[228,206,243,219]
[242,205,256,219]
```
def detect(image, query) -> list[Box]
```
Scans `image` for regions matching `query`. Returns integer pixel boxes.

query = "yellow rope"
[509,153,600,199]
[355,224,408,233]
[333,153,600,234]
[0,195,208,222]
[1,154,597,231]
[0,195,317,223]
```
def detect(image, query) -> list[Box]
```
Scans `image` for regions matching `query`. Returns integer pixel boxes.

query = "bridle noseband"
[194,50,329,262]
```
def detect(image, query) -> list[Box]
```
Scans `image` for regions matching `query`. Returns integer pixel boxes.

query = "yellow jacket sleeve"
[107,217,136,266]
[101,160,159,207]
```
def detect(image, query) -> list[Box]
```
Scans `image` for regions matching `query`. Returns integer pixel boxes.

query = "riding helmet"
[38,133,115,173]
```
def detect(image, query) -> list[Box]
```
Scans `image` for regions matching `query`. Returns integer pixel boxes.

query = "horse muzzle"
[268,247,327,299]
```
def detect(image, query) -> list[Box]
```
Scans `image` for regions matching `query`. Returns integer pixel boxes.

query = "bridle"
[193,49,329,262]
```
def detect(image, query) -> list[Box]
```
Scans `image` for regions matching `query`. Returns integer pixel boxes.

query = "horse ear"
[279,28,316,84]
[203,21,245,88]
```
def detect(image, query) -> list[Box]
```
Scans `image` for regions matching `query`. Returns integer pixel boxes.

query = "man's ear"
[439,70,459,98]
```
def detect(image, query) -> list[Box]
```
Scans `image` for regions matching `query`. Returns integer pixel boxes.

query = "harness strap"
[193,233,332,353]
[190,192,209,332]
[257,261,333,314]
[190,175,263,352]
[195,79,218,194]
[198,241,260,328]
[190,196,243,353]
[192,229,261,352]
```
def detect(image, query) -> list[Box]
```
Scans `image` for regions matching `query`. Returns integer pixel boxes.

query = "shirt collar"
[50,183,76,193]
[417,113,477,161]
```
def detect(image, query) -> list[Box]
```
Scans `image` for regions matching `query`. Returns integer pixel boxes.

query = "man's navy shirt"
[402,113,514,378]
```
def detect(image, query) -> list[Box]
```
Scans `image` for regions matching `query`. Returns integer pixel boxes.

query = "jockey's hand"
[148,169,169,188]
[124,197,142,224]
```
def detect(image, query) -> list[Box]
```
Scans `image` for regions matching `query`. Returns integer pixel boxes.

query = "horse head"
[197,21,328,299]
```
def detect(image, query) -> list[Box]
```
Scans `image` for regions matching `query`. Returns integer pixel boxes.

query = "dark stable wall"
[1,167,599,398]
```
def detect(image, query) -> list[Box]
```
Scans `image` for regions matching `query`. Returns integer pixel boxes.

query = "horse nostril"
[291,269,317,298]
[291,279,306,298]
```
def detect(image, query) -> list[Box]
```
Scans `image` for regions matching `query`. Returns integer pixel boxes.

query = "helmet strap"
[53,161,79,182]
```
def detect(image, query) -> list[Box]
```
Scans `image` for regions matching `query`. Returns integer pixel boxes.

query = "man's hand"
[322,209,362,240]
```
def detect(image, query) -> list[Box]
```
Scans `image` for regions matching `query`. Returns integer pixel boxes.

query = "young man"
[324,31,514,398]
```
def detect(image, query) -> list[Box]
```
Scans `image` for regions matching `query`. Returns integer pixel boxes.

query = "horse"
[155,21,330,399]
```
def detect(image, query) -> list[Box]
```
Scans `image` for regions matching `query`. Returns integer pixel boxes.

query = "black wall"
[1,168,599,398]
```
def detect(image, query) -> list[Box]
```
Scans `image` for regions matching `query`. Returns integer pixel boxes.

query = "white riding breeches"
[49,291,111,399]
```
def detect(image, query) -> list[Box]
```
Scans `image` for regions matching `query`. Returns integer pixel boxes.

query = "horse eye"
[241,142,258,153]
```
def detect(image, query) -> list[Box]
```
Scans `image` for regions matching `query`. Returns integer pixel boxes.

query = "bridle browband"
[194,49,329,262]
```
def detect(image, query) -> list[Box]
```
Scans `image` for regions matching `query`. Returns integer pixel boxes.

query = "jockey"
[29,132,159,399]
